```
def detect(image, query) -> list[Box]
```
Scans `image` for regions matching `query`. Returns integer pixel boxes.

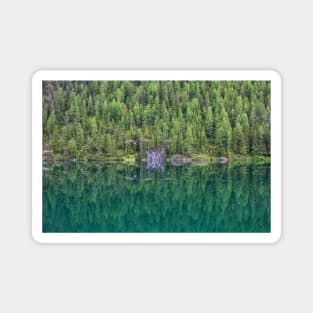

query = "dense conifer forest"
[42,80,270,160]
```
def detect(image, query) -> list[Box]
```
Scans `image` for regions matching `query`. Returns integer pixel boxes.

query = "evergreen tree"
[42,80,271,159]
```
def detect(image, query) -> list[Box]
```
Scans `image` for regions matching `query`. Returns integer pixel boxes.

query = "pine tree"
[68,138,78,158]
[46,108,56,138]
[42,80,271,159]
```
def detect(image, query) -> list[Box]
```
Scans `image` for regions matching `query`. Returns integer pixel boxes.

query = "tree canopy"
[42,80,270,159]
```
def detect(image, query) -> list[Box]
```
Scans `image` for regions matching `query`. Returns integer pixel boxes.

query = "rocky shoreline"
[43,153,270,165]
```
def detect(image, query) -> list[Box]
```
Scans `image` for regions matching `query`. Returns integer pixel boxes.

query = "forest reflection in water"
[43,162,270,233]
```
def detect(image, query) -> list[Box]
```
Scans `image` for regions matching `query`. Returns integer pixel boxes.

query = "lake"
[43,162,270,233]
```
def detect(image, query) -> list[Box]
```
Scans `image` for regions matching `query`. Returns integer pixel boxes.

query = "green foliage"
[67,138,78,158]
[42,80,271,159]
[46,108,56,137]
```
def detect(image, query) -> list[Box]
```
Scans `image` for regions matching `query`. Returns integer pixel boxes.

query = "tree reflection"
[43,162,270,232]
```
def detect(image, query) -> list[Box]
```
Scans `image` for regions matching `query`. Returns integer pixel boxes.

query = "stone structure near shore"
[219,156,228,164]
[146,147,166,169]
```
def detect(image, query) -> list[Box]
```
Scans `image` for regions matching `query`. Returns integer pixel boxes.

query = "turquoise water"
[43,162,270,233]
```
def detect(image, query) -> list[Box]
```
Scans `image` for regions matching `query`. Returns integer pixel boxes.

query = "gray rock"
[219,157,228,164]
[146,147,165,169]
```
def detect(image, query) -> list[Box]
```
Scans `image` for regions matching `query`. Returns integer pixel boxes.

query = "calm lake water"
[43,162,270,233]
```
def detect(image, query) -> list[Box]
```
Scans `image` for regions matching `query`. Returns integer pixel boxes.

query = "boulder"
[219,156,228,164]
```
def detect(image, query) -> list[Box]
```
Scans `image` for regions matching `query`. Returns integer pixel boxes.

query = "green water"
[43,162,270,233]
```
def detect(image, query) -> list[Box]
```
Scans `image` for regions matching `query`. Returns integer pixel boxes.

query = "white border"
[32,70,281,244]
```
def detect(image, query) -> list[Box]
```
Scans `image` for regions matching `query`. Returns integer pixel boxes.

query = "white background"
[0,0,311,312]
[32,70,281,244]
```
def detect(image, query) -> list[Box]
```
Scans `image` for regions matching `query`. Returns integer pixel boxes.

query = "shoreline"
[43,154,270,165]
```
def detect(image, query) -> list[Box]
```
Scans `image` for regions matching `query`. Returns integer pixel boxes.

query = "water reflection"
[43,162,270,233]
